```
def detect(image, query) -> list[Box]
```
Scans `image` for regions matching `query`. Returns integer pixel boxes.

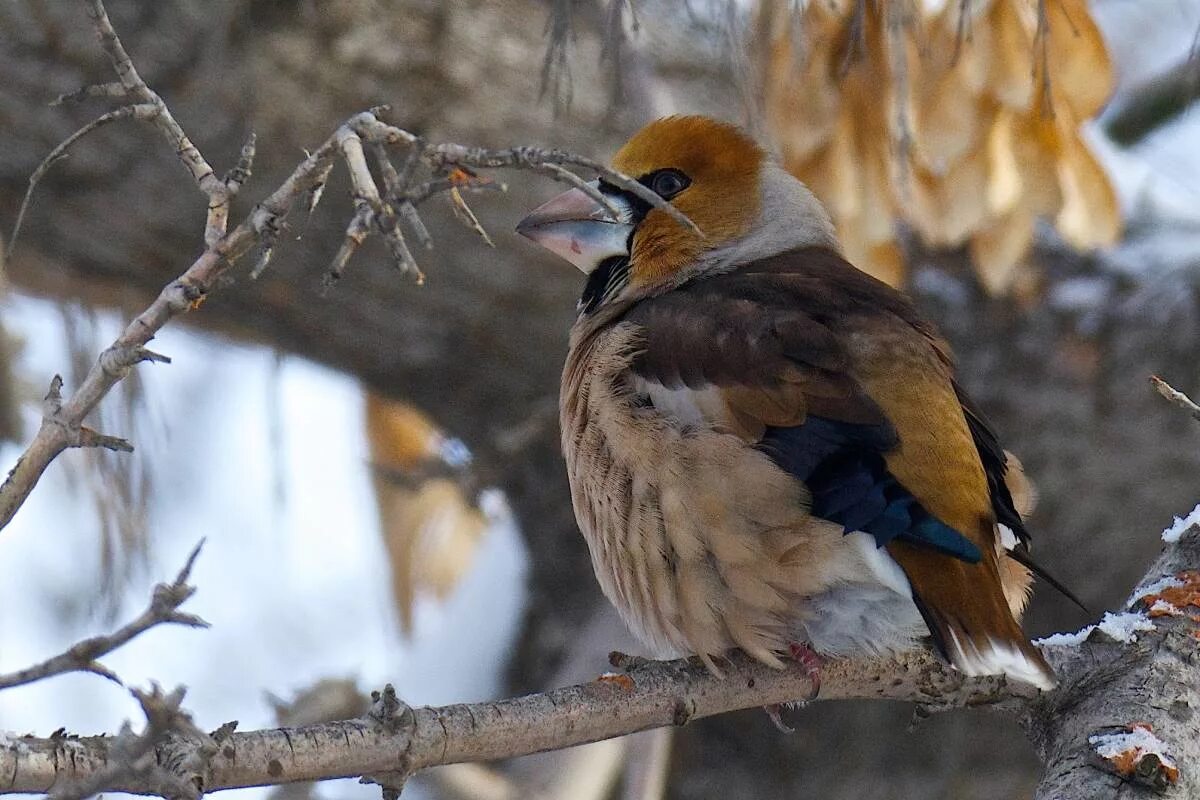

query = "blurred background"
[1,1,1199,798]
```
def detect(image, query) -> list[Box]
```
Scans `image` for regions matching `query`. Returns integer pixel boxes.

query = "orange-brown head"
[517,115,838,313]
[611,116,766,284]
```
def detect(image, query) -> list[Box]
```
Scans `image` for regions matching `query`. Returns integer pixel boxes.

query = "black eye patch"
[597,177,652,220]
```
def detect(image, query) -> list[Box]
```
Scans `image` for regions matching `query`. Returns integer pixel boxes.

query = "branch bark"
[2,523,1198,799]
[0,651,1016,796]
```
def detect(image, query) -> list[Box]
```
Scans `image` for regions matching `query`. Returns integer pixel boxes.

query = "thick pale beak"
[516,182,635,274]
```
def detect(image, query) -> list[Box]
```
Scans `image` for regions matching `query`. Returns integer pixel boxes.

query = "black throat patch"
[578,255,631,315]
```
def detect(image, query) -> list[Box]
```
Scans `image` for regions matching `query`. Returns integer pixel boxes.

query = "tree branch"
[1151,375,1200,425]
[0,540,208,691]
[0,650,1010,796]
[1,524,1198,799]
[1105,56,1200,146]
[0,0,693,534]
[45,684,214,800]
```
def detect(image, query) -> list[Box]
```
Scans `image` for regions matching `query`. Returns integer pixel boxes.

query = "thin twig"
[425,144,700,235]
[0,540,208,691]
[1151,375,1200,424]
[445,187,495,249]
[531,162,622,218]
[7,103,159,259]
[0,1,700,533]
[50,81,127,106]
[84,0,228,242]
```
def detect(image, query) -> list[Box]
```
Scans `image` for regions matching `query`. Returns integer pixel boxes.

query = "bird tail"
[889,541,1056,690]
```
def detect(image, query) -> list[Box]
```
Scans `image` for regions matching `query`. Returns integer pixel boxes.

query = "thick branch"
[0,649,1023,796]
[1028,523,1200,798]
[2,523,1199,798]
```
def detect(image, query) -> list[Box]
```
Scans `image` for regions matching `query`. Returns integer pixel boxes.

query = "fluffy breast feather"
[561,318,926,668]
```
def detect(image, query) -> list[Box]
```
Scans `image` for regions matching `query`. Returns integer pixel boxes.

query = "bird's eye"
[647,169,690,200]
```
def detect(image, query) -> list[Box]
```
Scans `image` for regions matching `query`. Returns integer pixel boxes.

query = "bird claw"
[788,641,823,701]
[762,703,795,734]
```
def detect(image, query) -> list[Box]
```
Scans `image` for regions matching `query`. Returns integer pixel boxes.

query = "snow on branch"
[0,0,693,533]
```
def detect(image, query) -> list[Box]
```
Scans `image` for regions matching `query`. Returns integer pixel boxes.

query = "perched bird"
[517,115,1072,690]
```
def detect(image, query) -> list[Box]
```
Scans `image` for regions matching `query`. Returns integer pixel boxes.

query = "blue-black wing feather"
[759,419,983,563]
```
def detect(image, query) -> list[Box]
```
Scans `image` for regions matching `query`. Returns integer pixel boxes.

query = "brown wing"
[620,246,1054,687]
[623,269,891,436]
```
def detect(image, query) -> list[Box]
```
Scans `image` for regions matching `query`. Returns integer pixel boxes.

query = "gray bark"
[1027,522,1200,797]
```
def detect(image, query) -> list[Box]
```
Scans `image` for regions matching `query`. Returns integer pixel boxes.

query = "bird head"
[517,115,838,313]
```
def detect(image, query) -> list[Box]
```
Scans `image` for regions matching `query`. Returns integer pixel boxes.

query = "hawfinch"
[517,116,1064,690]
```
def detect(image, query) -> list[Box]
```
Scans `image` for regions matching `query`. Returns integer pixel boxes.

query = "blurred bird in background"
[519,115,1082,690]
[365,392,487,634]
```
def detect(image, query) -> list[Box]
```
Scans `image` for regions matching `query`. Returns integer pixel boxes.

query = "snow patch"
[1090,726,1169,760]
[1034,628,1091,648]
[1089,723,1179,785]
[1097,612,1156,643]
[1035,612,1155,648]
[1136,575,1185,599]
[1150,599,1179,616]
[1162,504,1200,543]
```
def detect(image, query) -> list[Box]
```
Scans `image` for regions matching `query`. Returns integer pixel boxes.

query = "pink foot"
[788,641,823,700]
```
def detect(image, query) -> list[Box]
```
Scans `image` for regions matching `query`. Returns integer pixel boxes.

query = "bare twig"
[7,103,159,259]
[1151,375,1200,424]
[423,144,700,235]
[0,0,698,533]
[51,81,127,106]
[0,540,208,691]
[83,0,230,246]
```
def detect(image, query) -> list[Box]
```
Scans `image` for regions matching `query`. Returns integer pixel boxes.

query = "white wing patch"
[997,523,1019,551]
